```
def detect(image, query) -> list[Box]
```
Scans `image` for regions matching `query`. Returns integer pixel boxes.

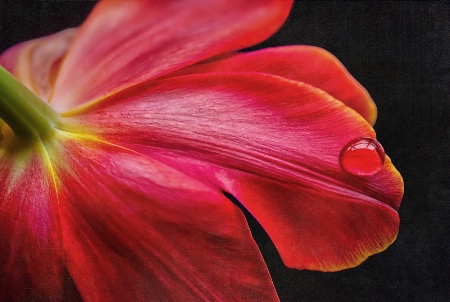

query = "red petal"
[135,151,401,271]
[225,170,400,271]
[0,29,75,100]
[61,73,403,271]
[170,46,377,125]
[49,134,279,301]
[50,0,293,112]
[0,138,63,300]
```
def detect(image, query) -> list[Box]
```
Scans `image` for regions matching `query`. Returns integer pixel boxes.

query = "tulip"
[0,0,403,301]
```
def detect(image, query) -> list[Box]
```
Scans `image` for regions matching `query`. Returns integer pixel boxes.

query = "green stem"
[0,66,57,139]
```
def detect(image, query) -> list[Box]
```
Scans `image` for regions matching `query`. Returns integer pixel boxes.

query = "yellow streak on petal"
[37,136,59,196]
[312,231,398,272]
[59,91,115,118]
[0,124,59,197]
[51,129,212,193]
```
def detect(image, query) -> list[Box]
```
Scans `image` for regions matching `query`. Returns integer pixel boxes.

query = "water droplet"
[339,137,386,176]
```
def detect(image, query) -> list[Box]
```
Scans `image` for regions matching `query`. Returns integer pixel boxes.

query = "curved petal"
[170,46,377,125]
[47,133,279,301]
[50,0,293,112]
[0,137,63,300]
[128,152,400,272]
[61,73,403,271]
[0,29,75,100]
[224,169,400,271]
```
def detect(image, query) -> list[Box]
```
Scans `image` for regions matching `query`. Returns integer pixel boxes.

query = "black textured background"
[1,1,449,301]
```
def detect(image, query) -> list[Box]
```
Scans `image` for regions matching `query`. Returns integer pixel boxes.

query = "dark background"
[1,1,449,301]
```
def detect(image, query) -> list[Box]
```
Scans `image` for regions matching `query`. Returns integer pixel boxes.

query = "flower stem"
[0,66,58,139]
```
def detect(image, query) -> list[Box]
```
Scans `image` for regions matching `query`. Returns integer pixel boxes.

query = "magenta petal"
[0,141,63,301]
[61,73,403,272]
[50,0,293,112]
[48,135,279,301]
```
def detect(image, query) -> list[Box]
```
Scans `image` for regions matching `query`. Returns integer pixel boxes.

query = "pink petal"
[0,29,75,100]
[61,73,403,271]
[170,46,377,125]
[50,0,293,112]
[49,134,279,301]
[0,136,64,300]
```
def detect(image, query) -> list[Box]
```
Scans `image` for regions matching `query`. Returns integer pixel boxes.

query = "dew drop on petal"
[339,137,386,176]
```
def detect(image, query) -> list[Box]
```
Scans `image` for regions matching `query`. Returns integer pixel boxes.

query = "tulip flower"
[0,0,403,301]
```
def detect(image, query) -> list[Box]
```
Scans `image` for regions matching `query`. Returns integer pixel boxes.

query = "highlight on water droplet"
[339,137,386,176]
